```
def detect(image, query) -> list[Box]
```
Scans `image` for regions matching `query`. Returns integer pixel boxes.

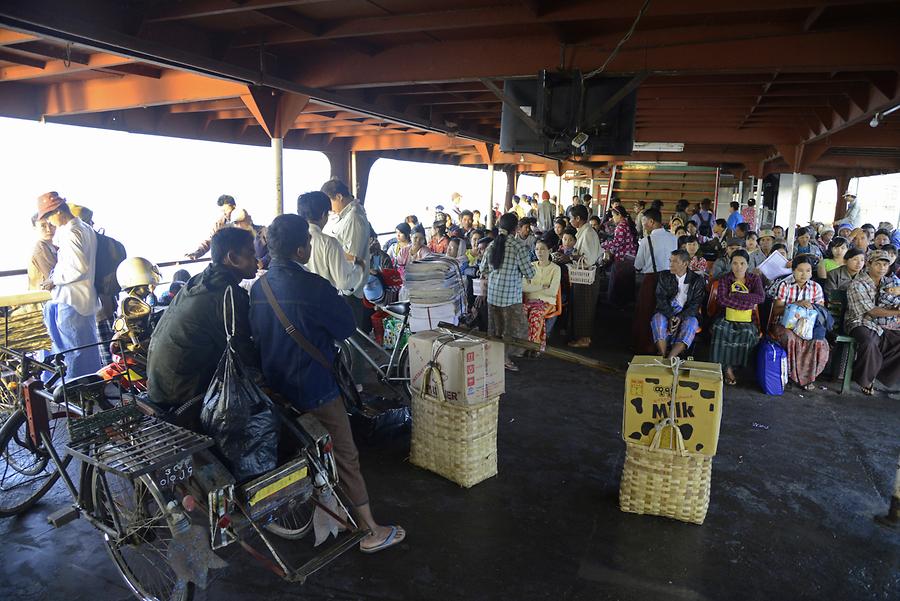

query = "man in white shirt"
[321,179,372,322]
[298,191,366,294]
[36,192,102,378]
[632,208,678,353]
[568,205,602,348]
[634,208,678,274]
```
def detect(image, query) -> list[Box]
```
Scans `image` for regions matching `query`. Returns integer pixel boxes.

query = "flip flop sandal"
[861,385,875,396]
[504,362,520,372]
[360,526,406,554]
[725,378,737,386]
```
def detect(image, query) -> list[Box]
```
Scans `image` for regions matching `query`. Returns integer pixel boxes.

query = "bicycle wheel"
[92,470,194,601]
[0,364,20,424]
[264,496,315,540]
[0,408,73,517]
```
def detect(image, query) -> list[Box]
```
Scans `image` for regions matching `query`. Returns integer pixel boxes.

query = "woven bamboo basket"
[619,423,712,525]
[410,364,498,488]
[566,258,596,285]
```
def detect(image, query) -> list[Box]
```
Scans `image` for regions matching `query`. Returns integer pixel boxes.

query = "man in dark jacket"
[249,213,405,555]
[147,227,259,417]
[651,249,706,358]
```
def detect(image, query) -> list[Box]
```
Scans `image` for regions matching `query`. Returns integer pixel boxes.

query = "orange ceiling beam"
[0,52,137,82]
[42,69,246,117]
[350,132,473,152]
[0,29,36,46]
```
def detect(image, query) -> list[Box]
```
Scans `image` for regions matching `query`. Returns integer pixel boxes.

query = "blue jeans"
[44,303,102,379]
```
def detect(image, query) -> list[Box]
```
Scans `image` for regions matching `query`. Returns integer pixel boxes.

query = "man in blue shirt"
[725,201,744,231]
[249,213,405,554]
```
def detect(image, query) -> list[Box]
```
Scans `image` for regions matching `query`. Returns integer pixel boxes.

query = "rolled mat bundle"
[2,305,51,352]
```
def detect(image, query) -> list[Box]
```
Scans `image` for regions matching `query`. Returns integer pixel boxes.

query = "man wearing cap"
[834,193,861,229]
[846,249,900,395]
[187,194,237,260]
[36,192,103,379]
[711,238,746,280]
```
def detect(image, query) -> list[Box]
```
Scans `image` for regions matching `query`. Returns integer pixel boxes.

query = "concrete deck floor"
[1,312,898,601]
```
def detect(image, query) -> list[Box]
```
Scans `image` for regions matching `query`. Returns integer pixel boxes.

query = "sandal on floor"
[360,526,406,554]
[504,361,520,372]
[861,385,875,396]
[802,383,816,391]
[724,377,737,386]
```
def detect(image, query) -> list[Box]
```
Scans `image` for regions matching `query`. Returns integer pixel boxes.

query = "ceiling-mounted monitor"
[499,70,638,158]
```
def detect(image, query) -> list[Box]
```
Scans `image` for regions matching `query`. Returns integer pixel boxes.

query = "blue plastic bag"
[756,339,788,396]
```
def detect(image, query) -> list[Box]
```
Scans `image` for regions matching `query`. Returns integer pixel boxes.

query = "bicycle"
[342,300,413,401]
[0,346,116,517]
[2,344,369,600]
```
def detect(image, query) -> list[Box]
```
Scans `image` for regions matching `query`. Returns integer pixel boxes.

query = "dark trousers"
[309,396,370,507]
[851,327,900,388]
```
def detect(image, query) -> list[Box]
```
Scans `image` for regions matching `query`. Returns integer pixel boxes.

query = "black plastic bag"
[200,344,279,482]
[348,394,411,446]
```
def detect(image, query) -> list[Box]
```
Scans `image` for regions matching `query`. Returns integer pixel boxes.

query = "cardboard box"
[622,356,723,456]
[408,330,505,404]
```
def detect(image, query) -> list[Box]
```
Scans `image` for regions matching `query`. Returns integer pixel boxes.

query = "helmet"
[116,257,161,290]
[363,274,385,304]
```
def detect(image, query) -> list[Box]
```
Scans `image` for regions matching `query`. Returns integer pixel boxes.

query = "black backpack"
[698,212,713,237]
[94,231,127,297]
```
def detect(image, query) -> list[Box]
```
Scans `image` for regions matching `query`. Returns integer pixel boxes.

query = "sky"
[0,116,569,293]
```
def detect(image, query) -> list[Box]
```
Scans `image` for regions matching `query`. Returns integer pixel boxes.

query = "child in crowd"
[679,235,708,275]
[560,227,577,256]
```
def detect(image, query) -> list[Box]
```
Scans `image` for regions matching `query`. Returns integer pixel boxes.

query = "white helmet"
[116,257,161,290]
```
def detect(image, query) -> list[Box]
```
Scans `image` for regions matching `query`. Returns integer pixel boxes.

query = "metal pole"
[273,137,284,216]
[786,172,801,252]
[487,163,495,230]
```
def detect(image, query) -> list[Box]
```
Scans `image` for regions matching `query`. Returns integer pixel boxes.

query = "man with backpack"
[691,198,715,238]
[36,192,103,379]
[71,203,127,365]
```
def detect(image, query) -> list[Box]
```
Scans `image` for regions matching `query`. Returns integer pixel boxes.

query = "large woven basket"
[410,364,498,488]
[619,423,712,525]
[566,258,596,285]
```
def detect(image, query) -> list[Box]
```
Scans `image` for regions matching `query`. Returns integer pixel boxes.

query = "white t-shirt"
[675,272,689,309]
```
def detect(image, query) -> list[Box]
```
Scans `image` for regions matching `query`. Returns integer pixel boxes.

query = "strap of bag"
[647,233,659,274]
[259,275,334,374]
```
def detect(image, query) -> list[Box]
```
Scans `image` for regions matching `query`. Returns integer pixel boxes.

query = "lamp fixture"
[633,142,685,152]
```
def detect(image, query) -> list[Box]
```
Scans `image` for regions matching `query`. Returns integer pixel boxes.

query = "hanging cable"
[584,0,652,79]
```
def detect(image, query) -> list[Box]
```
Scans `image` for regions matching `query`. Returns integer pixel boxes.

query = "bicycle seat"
[383,301,410,316]
[53,373,105,404]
